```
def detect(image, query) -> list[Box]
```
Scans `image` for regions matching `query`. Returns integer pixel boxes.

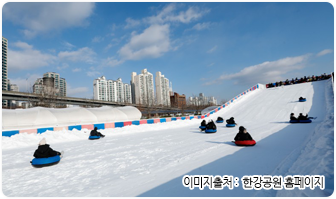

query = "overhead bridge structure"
[2,91,196,114]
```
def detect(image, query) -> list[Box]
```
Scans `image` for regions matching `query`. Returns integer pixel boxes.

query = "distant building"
[7,79,19,108]
[208,96,217,105]
[2,37,8,107]
[33,78,44,95]
[188,93,217,106]
[131,69,155,105]
[7,79,19,92]
[155,71,170,106]
[93,76,132,103]
[170,92,186,108]
[43,72,67,97]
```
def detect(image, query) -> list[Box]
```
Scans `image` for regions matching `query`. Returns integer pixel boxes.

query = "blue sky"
[2,2,334,102]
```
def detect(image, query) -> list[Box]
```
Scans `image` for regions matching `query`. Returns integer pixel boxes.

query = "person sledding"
[90,127,105,137]
[226,117,237,125]
[298,113,309,120]
[299,97,306,102]
[205,120,217,133]
[206,120,217,130]
[199,120,207,131]
[33,138,62,158]
[216,116,224,123]
[234,126,253,141]
[290,113,315,123]
[290,113,298,120]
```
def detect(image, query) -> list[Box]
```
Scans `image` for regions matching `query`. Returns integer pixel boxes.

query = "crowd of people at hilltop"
[266,73,332,88]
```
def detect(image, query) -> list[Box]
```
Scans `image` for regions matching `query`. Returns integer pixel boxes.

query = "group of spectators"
[266,73,332,88]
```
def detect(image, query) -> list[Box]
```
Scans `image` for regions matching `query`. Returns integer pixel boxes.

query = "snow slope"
[2,80,333,197]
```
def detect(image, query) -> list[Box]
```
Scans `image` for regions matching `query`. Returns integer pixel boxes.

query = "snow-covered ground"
[2,80,333,197]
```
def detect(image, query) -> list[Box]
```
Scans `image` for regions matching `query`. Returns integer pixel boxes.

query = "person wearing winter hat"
[90,127,105,137]
[290,113,297,120]
[206,119,216,130]
[234,126,253,141]
[298,113,308,120]
[33,138,61,158]
[226,117,236,125]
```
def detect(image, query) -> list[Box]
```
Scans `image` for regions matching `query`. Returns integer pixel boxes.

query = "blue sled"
[290,119,312,123]
[31,155,61,168]
[216,120,224,123]
[205,129,217,133]
[226,123,236,127]
[300,119,312,123]
[299,99,306,102]
[88,135,101,140]
[199,126,206,130]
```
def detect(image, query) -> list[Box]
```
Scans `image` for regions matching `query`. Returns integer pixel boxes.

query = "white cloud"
[62,41,76,49]
[193,22,212,30]
[72,68,82,72]
[146,4,209,24]
[207,63,215,67]
[124,18,141,29]
[92,36,104,43]
[3,2,95,38]
[58,47,96,63]
[118,24,171,61]
[106,3,209,66]
[102,57,124,67]
[8,41,56,71]
[205,54,311,86]
[207,45,217,53]
[317,49,333,57]
[86,71,101,77]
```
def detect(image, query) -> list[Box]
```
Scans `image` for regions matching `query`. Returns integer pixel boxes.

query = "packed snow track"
[2,80,333,197]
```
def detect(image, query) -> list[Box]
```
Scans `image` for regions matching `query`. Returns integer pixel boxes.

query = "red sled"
[234,140,256,146]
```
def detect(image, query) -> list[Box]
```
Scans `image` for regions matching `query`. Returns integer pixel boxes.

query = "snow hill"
[2,79,334,197]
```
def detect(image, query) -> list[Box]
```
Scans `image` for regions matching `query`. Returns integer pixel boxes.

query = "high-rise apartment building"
[43,72,67,97]
[155,71,170,106]
[32,72,66,96]
[93,76,132,103]
[131,69,155,105]
[2,37,8,107]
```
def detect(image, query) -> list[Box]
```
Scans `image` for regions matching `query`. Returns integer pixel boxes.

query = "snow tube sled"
[289,120,300,123]
[199,126,206,130]
[88,135,101,140]
[299,99,306,102]
[300,119,312,123]
[226,123,236,127]
[31,155,61,168]
[235,140,256,146]
[290,119,311,123]
[216,120,224,123]
[205,129,217,133]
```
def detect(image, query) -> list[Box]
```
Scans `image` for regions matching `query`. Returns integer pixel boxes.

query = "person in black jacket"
[200,120,206,126]
[33,138,61,158]
[217,117,224,121]
[90,127,105,137]
[234,126,253,141]
[298,113,308,120]
[299,97,306,101]
[226,117,236,124]
[206,120,216,130]
[290,113,297,120]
